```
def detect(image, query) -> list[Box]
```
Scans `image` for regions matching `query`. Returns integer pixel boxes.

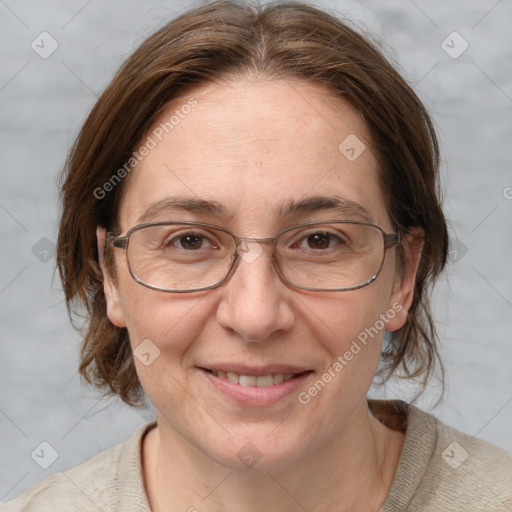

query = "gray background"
[1,0,511,503]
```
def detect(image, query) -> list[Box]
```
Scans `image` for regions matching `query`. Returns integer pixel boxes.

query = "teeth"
[212,370,299,386]
[227,372,239,384]
[273,373,284,384]
[239,375,257,386]
[256,375,274,387]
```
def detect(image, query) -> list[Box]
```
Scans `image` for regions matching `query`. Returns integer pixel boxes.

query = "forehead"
[118,78,389,232]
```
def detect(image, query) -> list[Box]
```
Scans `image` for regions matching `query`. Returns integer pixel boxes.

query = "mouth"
[197,364,314,406]
[202,368,311,387]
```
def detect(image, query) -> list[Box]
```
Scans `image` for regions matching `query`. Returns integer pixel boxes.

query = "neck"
[142,400,404,512]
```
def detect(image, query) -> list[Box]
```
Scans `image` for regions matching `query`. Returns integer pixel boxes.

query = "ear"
[97,226,127,328]
[385,227,424,332]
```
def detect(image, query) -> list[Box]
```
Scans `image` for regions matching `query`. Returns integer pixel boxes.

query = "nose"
[215,241,295,343]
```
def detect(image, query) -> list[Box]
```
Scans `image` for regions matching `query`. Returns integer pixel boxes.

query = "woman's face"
[100,78,419,471]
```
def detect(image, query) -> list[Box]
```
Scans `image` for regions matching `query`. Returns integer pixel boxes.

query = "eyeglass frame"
[106,220,401,293]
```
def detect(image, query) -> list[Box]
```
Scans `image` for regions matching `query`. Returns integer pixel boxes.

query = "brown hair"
[57,0,448,406]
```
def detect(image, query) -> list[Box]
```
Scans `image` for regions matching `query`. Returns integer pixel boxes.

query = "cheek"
[306,282,392,353]
[299,283,394,398]
[115,259,213,378]
[121,288,216,409]
[122,289,208,346]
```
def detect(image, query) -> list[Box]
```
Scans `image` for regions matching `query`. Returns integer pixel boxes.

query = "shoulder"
[392,401,512,511]
[1,445,122,512]
[1,422,155,512]
[372,400,512,512]
[421,408,512,511]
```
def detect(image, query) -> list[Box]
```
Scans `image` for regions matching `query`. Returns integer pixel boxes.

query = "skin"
[97,77,422,512]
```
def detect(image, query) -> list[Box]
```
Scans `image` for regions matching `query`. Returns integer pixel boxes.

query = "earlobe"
[385,228,424,332]
[96,226,127,328]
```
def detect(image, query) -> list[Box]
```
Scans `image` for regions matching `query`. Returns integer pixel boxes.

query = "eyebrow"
[136,195,374,224]
[279,196,374,222]
[137,197,226,224]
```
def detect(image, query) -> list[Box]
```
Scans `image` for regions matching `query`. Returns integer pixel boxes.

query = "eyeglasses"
[106,220,400,293]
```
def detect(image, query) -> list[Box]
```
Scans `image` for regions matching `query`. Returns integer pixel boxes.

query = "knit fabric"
[3,400,511,511]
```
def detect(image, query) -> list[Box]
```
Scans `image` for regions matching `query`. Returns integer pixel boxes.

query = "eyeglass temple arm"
[106,233,128,249]
[383,230,400,248]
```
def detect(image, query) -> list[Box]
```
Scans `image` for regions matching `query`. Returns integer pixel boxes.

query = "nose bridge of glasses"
[235,235,276,247]
[231,235,279,269]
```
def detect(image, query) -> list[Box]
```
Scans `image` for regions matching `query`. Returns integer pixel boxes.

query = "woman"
[5,1,511,511]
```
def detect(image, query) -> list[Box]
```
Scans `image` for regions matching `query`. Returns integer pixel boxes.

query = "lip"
[198,367,314,407]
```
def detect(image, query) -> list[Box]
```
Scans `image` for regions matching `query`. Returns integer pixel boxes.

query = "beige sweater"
[3,400,511,511]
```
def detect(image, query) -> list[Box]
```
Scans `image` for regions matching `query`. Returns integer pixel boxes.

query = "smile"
[199,366,314,406]
[207,370,299,387]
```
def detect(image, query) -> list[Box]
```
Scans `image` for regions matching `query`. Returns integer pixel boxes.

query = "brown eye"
[297,231,346,251]
[306,232,332,249]
[162,231,216,252]
[177,234,204,250]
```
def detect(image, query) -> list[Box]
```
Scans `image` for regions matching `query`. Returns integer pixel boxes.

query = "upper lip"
[199,364,312,376]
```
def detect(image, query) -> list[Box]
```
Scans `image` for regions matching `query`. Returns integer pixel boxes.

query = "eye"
[176,233,206,250]
[295,230,346,250]
[164,231,217,251]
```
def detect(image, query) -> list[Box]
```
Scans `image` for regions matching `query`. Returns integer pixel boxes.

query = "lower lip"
[198,368,313,407]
